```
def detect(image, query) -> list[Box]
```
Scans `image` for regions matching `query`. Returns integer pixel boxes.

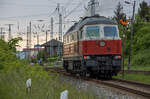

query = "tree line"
[113,1,150,66]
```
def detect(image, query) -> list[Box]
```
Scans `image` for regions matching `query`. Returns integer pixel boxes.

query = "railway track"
[45,67,150,98]
[91,79,150,98]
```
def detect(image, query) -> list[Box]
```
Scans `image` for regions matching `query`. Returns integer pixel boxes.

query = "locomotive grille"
[96,56,112,66]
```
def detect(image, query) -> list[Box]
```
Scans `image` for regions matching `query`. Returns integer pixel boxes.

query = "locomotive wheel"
[89,72,97,78]
[80,70,88,77]
[108,74,112,79]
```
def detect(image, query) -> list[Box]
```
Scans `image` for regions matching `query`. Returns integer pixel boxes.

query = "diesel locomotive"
[63,15,122,78]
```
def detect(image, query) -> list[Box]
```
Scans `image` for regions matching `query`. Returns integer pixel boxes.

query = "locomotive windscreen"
[86,26,100,38]
[104,26,118,37]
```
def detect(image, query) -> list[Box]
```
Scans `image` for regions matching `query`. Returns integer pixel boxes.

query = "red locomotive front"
[63,16,121,78]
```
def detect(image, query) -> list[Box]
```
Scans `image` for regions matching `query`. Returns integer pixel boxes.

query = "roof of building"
[23,48,44,51]
[41,39,63,47]
[64,15,117,36]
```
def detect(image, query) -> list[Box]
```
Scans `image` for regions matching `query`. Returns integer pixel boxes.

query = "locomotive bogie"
[63,55,121,77]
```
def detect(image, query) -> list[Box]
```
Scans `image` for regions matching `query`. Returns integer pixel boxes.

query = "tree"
[138,1,150,22]
[37,50,45,60]
[8,37,23,52]
[114,2,126,24]
[113,2,127,37]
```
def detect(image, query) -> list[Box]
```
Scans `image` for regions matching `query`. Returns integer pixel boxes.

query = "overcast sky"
[0,0,149,50]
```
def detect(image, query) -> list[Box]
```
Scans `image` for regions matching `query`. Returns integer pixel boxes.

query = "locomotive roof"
[64,16,117,36]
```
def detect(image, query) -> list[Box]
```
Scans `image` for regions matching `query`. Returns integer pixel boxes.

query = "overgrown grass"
[47,57,58,63]
[123,58,150,70]
[124,65,150,71]
[44,62,54,67]
[114,73,150,84]
[0,40,96,99]
[0,66,96,99]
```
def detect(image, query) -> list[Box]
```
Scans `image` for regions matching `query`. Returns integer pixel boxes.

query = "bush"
[0,40,96,99]
[30,57,37,63]
[132,48,150,65]
[47,57,58,63]
[130,22,150,65]
[124,22,150,66]
[133,23,150,53]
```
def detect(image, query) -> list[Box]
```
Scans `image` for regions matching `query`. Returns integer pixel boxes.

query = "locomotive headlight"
[100,41,105,47]
[83,56,90,60]
[86,56,90,59]
[114,56,121,59]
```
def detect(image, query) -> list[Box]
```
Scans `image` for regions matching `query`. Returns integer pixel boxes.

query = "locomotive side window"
[67,35,69,43]
[74,32,77,41]
[104,26,118,37]
[86,26,100,38]
[69,35,72,43]
[71,34,74,42]
[64,37,66,44]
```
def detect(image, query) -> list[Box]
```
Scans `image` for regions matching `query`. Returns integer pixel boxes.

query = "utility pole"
[27,26,29,49]
[0,27,5,40]
[5,24,13,41]
[56,3,62,42]
[91,0,96,16]
[2,32,5,41]
[17,22,20,37]
[29,21,32,48]
[46,30,48,43]
[37,34,39,45]
[88,0,99,16]
[128,0,136,70]
[26,26,30,59]
[56,3,63,58]
[49,17,53,57]
[37,33,40,59]
[58,13,63,58]
[59,14,62,42]
[51,17,53,40]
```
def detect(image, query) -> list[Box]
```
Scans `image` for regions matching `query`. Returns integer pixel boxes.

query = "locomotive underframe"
[63,55,121,78]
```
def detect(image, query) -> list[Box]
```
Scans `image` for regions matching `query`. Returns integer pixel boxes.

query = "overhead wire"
[0,5,58,20]
[0,13,50,20]
[63,0,75,10]
[0,2,57,8]
[64,0,87,19]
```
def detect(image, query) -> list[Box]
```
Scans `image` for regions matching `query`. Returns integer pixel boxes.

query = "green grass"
[114,73,150,84]
[124,57,150,71]
[0,40,96,99]
[123,65,150,71]
[0,67,96,99]
[46,62,54,66]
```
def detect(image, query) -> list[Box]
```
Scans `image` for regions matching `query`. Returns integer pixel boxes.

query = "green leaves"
[47,57,58,63]
[114,2,126,25]
[130,22,150,65]
[133,23,150,52]
[0,38,97,99]
[138,1,150,22]
[8,37,23,52]
[132,48,150,65]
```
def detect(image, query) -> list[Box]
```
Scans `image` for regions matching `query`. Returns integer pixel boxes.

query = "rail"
[45,67,150,98]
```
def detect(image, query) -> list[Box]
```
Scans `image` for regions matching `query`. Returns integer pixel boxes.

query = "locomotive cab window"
[79,30,83,40]
[86,26,100,39]
[104,26,118,37]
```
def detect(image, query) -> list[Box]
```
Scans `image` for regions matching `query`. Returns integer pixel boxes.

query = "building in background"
[42,39,63,57]
[23,48,44,59]
[16,51,26,60]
